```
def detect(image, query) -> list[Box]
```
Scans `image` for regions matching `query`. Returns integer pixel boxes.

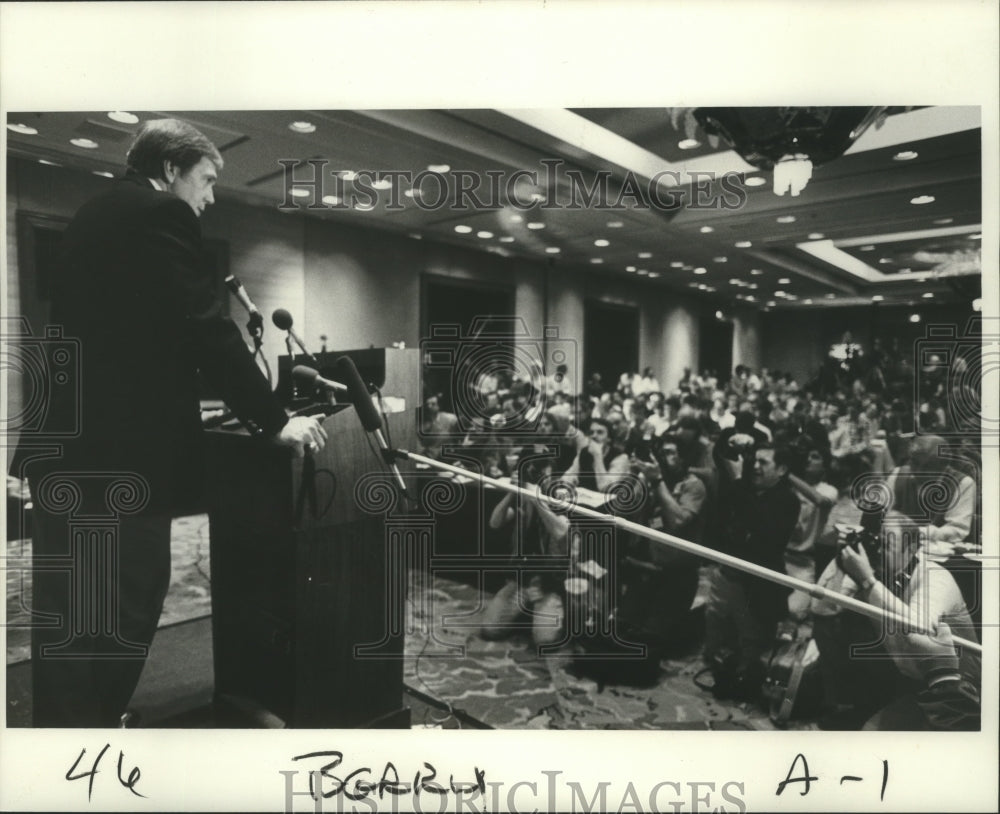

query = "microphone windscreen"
[224,274,241,293]
[272,308,293,330]
[292,365,320,386]
[335,355,382,432]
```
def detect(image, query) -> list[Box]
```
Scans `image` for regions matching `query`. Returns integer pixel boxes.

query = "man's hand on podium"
[277,415,328,457]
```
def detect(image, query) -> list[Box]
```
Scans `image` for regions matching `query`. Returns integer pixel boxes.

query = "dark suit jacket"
[24,172,287,514]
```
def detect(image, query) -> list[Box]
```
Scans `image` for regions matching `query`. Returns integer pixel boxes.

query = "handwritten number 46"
[776,753,888,800]
[66,744,145,801]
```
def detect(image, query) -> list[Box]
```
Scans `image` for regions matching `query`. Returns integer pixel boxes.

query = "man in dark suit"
[23,118,326,727]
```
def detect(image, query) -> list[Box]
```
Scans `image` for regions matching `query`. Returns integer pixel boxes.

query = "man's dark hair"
[758,441,796,474]
[126,118,223,181]
[589,417,612,435]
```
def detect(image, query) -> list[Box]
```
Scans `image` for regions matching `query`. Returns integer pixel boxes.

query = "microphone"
[293,365,348,395]
[225,275,264,343]
[225,275,261,318]
[335,355,407,492]
[272,309,315,361]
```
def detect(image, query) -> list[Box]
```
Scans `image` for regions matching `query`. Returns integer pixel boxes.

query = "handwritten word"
[66,743,145,801]
[776,753,888,800]
[282,751,485,807]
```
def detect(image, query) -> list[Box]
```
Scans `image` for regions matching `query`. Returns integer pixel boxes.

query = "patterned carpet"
[6,513,804,730]
[403,571,793,730]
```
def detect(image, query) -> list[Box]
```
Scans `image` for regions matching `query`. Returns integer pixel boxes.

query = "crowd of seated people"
[415,343,982,730]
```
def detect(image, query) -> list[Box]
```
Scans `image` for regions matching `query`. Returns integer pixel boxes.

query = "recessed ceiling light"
[288,121,316,134]
[735,241,752,248]
[594,239,610,247]
[92,170,114,178]
[108,111,139,125]
[477,231,494,239]
[776,215,796,224]
[545,247,560,254]
[289,188,310,198]
[778,278,790,284]
[744,176,767,187]
[509,213,523,223]
[340,170,357,181]
[968,233,982,240]
[774,290,787,298]
[745,295,755,302]
[354,202,375,212]
[803,299,813,304]
[591,258,604,264]
[678,138,701,150]
[689,282,700,288]
[427,164,450,173]
[694,267,707,275]
[748,283,758,290]
[705,286,717,292]
[454,225,473,234]
[808,232,825,240]
[637,269,649,275]
[910,195,935,205]
[933,218,953,225]
[767,301,777,307]
[698,283,708,290]
[670,261,684,268]
[909,313,921,323]
[638,251,652,259]
[70,138,98,149]
[729,279,741,285]
[527,222,545,230]
[607,221,624,228]
[872,295,884,302]
[499,236,515,243]
[699,226,714,234]
[826,293,836,298]
[750,268,764,276]
[714,256,728,263]
[7,122,38,135]
[408,233,422,240]
[893,150,919,161]
[403,189,419,199]
[626,265,637,272]
[649,272,661,279]
[371,178,393,191]
[859,245,875,251]
[37,159,61,166]
[879,258,892,264]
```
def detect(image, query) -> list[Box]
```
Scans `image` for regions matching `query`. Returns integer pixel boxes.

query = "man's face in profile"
[167,156,218,216]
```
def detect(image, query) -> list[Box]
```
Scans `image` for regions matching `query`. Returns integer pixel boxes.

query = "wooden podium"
[206,348,418,728]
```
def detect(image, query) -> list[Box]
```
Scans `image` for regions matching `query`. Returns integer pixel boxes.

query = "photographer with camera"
[703,438,800,702]
[562,417,630,492]
[810,511,980,730]
[623,434,708,642]
[480,460,569,647]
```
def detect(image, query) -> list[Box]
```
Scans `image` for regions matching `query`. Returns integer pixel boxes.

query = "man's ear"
[162,160,179,183]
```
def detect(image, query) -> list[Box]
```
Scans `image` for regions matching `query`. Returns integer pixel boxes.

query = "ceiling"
[6,106,983,312]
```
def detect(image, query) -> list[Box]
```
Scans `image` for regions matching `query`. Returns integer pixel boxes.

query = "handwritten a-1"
[66,743,145,801]
[776,753,888,801]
